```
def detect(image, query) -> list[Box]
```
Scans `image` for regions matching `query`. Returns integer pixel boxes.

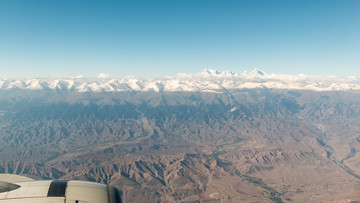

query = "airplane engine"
[0,174,122,203]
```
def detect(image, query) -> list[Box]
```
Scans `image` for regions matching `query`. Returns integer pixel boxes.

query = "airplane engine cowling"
[0,179,122,203]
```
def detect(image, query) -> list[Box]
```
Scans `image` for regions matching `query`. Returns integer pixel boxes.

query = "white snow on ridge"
[1,69,360,92]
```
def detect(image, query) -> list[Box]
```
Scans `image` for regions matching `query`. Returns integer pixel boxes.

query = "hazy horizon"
[1,68,360,80]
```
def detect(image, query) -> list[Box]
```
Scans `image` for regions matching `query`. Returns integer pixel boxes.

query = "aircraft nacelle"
[0,174,122,203]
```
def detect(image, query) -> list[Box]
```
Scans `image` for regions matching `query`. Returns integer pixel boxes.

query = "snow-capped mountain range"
[1,69,360,92]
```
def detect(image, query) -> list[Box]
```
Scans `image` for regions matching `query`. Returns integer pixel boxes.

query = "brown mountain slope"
[1,90,360,202]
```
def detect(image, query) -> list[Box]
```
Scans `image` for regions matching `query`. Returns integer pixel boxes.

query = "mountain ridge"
[1,69,360,92]
[1,89,360,202]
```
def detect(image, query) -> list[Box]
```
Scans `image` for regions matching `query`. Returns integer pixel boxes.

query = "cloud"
[97,73,110,79]
[69,75,84,79]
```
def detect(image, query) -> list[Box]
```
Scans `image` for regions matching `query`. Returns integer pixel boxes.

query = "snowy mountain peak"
[200,69,239,77]
[201,69,221,75]
[1,70,360,92]
[243,68,267,77]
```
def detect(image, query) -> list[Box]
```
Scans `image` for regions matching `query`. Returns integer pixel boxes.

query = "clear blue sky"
[0,0,359,78]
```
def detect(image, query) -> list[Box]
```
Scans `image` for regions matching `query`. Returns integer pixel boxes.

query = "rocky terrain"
[1,71,360,202]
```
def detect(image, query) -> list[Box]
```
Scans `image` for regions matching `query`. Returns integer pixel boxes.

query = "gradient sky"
[0,0,359,78]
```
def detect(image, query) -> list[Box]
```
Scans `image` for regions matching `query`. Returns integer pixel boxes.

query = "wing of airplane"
[0,174,122,203]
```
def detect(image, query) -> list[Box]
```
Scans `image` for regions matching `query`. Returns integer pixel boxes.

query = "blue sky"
[0,0,359,78]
